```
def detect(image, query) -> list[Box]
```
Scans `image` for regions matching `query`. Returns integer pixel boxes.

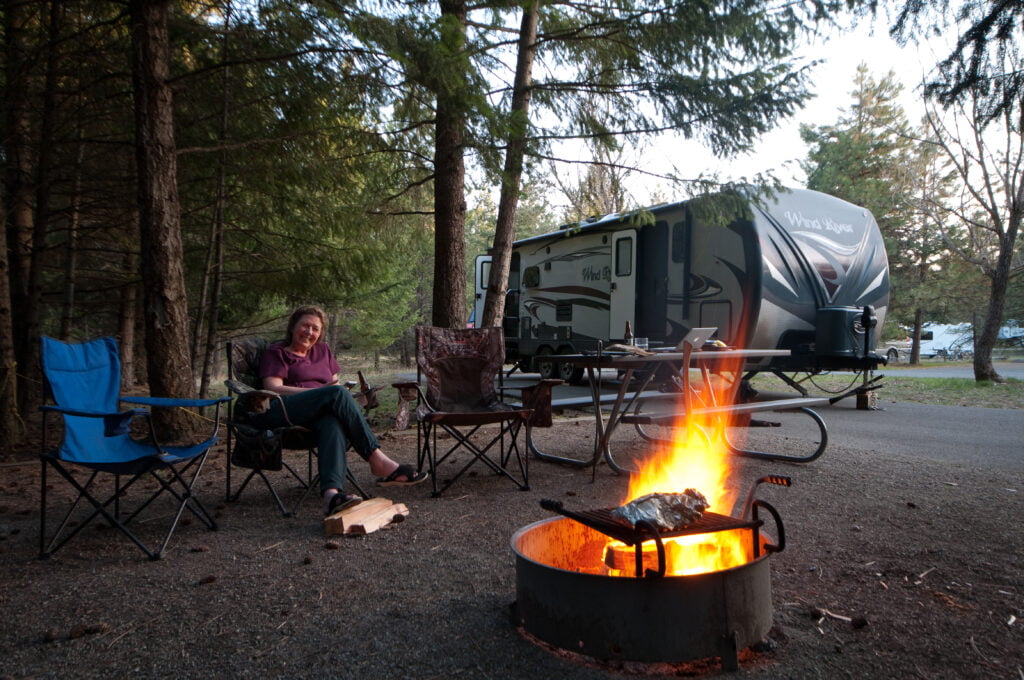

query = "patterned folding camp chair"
[39,336,230,560]
[224,339,371,516]
[393,326,559,497]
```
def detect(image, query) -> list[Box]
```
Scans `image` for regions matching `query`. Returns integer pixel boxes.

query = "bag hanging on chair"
[231,424,284,471]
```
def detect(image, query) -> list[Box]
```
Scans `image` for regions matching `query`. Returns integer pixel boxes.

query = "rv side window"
[479,260,491,289]
[522,266,540,288]
[671,220,689,263]
[615,238,632,277]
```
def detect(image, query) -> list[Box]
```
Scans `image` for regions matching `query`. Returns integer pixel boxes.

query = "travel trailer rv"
[474,187,890,383]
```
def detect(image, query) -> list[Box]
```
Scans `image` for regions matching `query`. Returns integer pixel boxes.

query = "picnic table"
[542,345,829,474]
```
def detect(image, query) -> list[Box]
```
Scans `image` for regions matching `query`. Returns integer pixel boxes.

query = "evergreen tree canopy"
[888,0,1023,126]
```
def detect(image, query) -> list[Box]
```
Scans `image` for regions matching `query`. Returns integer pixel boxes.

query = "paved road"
[817,399,1022,470]
[504,367,1023,471]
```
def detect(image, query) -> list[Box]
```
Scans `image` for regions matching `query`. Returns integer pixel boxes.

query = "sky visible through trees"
[602,22,950,205]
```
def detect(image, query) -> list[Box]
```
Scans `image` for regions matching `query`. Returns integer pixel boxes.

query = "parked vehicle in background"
[475,187,890,384]
[884,322,973,363]
[997,322,1024,348]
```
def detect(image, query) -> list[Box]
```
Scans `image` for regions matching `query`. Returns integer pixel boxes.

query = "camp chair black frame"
[224,339,371,516]
[393,326,559,497]
[39,336,229,561]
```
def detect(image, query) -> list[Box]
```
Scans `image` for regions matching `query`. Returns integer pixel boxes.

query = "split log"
[324,498,411,536]
[324,497,392,535]
[348,503,410,536]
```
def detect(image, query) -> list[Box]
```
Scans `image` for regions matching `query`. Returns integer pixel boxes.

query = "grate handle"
[752,499,786,554]
[741,475,791,519]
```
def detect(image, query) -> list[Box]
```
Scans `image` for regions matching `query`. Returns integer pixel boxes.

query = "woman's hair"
[285,305,328,344]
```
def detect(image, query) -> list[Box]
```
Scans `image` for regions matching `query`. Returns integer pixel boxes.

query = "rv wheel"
[556,348,585,385]
[535,348,557,380]
[887,347,900,364]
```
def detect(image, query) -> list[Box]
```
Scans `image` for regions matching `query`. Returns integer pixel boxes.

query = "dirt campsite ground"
[0,397,1022,679]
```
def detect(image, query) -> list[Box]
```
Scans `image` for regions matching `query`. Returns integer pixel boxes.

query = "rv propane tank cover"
[816,307,871,359]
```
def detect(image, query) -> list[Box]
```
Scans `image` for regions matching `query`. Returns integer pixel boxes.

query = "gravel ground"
[1,406,1022,679]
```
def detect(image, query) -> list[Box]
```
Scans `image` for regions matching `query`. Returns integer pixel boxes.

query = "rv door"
[609,230,637,339]
[473,255,491,328]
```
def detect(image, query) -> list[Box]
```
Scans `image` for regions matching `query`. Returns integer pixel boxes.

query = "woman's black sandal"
[376,464,428,487]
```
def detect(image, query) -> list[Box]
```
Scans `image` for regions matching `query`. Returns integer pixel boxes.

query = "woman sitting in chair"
[254,305,427,515]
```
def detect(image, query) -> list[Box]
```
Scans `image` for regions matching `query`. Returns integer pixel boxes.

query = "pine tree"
[800,65,929,358]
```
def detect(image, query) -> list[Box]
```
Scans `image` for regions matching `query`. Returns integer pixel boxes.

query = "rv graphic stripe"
[525,297,610,316]
[532,285,610,300]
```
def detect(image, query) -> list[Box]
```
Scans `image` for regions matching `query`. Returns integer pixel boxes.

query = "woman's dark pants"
[251,385,378,493]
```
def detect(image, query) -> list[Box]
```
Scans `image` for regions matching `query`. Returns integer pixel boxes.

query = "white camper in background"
[475,187,890,383]
[884,322,974,362]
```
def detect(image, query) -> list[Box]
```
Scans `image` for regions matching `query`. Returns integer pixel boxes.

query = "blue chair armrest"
[39,405,148,436]
[40,404,148,418]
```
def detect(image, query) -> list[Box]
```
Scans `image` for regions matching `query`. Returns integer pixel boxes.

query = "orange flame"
[612,349,752,577]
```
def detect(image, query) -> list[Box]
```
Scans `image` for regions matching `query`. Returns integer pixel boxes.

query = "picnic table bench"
[531,338,830,473]
[619,395,830,463]
[523,389,679,468]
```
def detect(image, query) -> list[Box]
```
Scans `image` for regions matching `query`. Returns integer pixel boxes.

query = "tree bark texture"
[0,1,30,445]
[60,132,85,341]
[431,0,468,329]
[119,240,139,392]
[130,0,196,424]
[973,182,1022,382]
[20,0,64,413]
[911,308,923,365]
[3,0,38,417]
[0,187,22,450]
[483,1,538,330]
[197,7,231,399]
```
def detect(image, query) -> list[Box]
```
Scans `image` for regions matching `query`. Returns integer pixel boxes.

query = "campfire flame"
[609,352,750,577]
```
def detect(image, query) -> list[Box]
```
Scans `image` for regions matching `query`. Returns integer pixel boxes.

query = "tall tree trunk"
[119,279,140,392]
[60,124,84,340]
[3,0,36,417]
[431,0,468,329]
[973,191,1021,382]
[1,1,30,448]
[198,175,225,399]
[198,3,232,399]
[482,1,538,330]
[0,189,22,452]
[130,0,195,432]
[119,232,140,392]
[19,0,63,413]
[190,263,209,378]
[911,307,923,365]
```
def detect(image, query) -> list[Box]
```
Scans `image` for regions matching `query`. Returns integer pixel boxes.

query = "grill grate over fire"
[540,498,759,546]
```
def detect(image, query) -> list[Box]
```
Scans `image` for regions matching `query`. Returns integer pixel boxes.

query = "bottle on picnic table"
[624,321,634,345]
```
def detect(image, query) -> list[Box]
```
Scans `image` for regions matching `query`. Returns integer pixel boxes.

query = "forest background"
[1,0,1021,448]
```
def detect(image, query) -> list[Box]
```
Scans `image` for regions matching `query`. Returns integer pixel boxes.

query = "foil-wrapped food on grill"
[611,489,709,531]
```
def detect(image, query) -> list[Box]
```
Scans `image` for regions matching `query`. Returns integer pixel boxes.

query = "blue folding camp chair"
[39,336,231,560]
